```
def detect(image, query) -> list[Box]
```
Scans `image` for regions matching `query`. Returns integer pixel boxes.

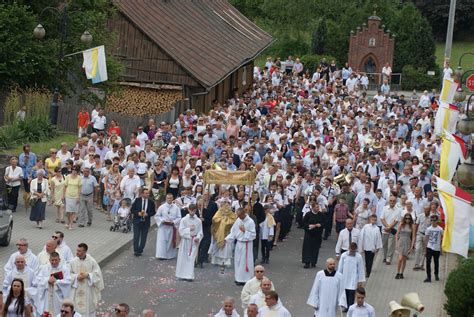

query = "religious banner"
[203,170,256,185]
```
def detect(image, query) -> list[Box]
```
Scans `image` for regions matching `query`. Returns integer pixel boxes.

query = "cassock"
[258,303,291,317]
[175,214,203,280]
[4,250,39,274]
[155,202,181,259]
[2,266,37,304]
[241,277,274,310]
[302,210,325,265]
[69,254,104,317]
[35,262,71,316]
[307,270,346,317]
[226,215,256,283]
[214,308,240,317]
[198,200,218,264]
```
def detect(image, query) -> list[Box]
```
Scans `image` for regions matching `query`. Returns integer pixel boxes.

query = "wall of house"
[108,14,199,87]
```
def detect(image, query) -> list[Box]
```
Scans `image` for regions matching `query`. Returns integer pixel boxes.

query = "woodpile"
[106,86,183,116]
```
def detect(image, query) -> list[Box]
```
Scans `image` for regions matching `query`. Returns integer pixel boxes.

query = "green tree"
[311,19,327,55]
[444,258,474,317]
[0,1,122,98]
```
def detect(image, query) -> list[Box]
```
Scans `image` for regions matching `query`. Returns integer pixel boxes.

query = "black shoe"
[435,275,439,281]
[424,278,431,283]
[78,224,85,228]
[304,263,310,269]
[342,308,348,313]
[265,258,270,264]
[134,253,140,257]
[311,263,316,268]
[87,222,92,226]
[400,274,404,279]
[199,263,204,269]
[235,281,245,286]
[395,273,400,279]
[323,237,328,240]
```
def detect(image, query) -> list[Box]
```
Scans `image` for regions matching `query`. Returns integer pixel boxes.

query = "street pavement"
[0,197,132,282]
[1,199,450,316]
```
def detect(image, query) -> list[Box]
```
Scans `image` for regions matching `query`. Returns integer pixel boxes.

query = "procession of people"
[2,53,459,316]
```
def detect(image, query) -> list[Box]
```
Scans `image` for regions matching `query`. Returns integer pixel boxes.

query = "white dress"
[307,270,346,317]
[154,203,181,259]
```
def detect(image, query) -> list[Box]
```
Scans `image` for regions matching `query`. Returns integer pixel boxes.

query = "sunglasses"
[255,270,264,273]
[60,310,71,314]
[115,308,125,313]
[52,236,60,239]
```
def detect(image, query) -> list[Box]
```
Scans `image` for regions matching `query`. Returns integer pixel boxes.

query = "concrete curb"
[97,223,157,267]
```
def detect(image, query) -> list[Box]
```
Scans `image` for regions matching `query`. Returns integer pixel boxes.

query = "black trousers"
[364,250,375,277]
[261,239,271,260]
[253,227,260,261]
[198,227,211,264]
[345,289,355,308]
[23,178,30,193]
[324,206,334,238]
[426,248,440,279]
[6,185,20,212]
[295,197,305,227]
[133,221,150,254]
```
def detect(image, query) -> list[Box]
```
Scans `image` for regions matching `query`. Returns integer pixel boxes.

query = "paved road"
[97,226,334,316]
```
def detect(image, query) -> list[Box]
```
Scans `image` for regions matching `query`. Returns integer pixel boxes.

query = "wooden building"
[109,0,274,114]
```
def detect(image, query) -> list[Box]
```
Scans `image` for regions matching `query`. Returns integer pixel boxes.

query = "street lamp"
[33,4,92,125]
[454,52,474,188]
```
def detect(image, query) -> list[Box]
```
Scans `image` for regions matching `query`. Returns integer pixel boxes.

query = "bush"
[300,54,337,73]
[3,87,51,124]
[401,65,441,91]
[0,115,57,149]
[444,258,474,317]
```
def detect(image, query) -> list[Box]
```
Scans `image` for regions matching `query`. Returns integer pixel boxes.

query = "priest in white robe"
[215,296,240,317]
[38,239,61,265]
[155,193,181,259]
[337,242,365,310]
[241,265,274,310]
[4,238,39,274]
[2,255,37,304]
[209,202,237,269]
[226,208,256,285]
[248,278,278,309]
[307,258,346,317]
[257,291,291,317]
[35,251,71,316]
[175,204,203,280]
[69,243,104,317]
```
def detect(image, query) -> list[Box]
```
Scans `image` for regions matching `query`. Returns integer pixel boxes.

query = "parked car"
[0,198,13,246]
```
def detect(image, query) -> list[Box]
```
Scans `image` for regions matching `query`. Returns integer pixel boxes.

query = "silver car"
[0,200,13,246]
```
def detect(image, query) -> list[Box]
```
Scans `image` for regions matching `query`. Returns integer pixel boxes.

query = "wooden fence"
[58,94,189,142]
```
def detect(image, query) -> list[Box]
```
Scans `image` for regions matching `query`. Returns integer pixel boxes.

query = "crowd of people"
[2,54,457,316]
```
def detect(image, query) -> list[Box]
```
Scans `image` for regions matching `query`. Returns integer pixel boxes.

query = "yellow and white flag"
[436,177,473,258]
[440,129,467,181]
[440,77,458,103]
[82,45,108,84]
[434,102,458,135]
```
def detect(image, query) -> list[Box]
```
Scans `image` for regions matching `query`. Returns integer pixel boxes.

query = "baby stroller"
[110,198,132,233]
[110,213,132,233]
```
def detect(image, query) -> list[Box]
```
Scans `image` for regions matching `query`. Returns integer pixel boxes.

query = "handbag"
[29,197,38,207]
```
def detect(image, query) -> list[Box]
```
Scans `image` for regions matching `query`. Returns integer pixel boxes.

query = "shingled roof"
[114,0,274,89]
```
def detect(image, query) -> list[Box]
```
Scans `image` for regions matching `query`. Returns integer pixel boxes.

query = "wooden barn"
[109,0,274,114]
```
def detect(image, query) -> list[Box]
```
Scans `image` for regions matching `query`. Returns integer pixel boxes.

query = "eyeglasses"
[52,236,60,239]
[60,310,71,314]
[255,270,264,273]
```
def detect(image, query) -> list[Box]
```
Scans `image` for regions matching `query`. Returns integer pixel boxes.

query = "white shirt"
[426,225,443,251]
[347,302,375,317]
[91,115,106,130]
[4,166,22,187]
[358,223,383,252]
[335,228,360,255]
[381,205,401,229]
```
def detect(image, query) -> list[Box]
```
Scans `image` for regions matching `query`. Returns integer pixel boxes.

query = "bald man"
[38,239,60,265]
[241,265,274,310]
[307,258,346,317]
[215,297,240,317]
[2,255,37,303]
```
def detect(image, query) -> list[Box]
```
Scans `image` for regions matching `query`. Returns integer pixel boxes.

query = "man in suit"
[131,188,156,256]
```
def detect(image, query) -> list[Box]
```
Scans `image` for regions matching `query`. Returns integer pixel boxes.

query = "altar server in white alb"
[175,204,203,280]
[2,255,37,304]
[226,207,256,285]
[337,242,365,311]
[35,251,71,316]
[69,243,104,317]
[307,258,346,317]
[155,193,181,259]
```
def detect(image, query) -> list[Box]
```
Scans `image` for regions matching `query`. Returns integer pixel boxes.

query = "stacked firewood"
[106,86,183,116]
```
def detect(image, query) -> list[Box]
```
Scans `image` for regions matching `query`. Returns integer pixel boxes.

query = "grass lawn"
[436,41,474,71]
[0,133,77,157]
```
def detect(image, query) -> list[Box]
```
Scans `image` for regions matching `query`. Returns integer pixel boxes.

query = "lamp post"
[34,3,92,125]
[454,52,474,188]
